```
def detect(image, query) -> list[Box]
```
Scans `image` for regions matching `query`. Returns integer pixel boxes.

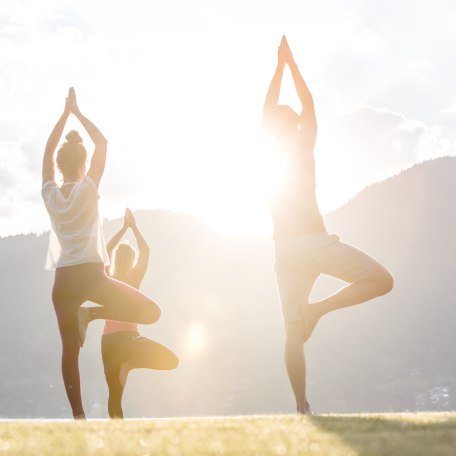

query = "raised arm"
[126,208,150,278]
[67,88,108,187]
[262,39,287,130]
[105,213,129,266]
[42,93,70,183]
[282,36,317,143]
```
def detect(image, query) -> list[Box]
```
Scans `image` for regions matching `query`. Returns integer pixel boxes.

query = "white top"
[41,175,109,270]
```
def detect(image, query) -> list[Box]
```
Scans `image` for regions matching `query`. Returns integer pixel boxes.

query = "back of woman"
[42,174,108,269]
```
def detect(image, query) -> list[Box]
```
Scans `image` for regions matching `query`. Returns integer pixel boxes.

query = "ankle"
[297,401,312,415]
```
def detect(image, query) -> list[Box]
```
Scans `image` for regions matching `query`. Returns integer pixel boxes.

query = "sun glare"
[183,321,208,357]
[191,133,288,236]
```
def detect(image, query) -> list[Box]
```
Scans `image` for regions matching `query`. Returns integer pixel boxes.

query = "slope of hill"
[1,157,456,418]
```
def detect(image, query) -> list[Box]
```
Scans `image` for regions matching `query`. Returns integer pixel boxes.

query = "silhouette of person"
[102,208,178,418]
[262,36,394,414]
[41,88,161,419]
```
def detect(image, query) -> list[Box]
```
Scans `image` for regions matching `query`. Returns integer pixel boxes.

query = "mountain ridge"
[1,156,455,418]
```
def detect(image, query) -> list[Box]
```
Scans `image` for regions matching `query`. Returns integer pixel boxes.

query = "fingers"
[67,87,79,113]
[124,208,130,227]
[128,208,136,224]
[124,208,135,226]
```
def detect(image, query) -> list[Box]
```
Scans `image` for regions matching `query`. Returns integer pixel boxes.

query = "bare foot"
[297,402,313,415]
[77,307,90,347]
[301,304,321,341]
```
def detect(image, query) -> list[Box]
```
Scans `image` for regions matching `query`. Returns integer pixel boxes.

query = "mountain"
[1,157,456,418]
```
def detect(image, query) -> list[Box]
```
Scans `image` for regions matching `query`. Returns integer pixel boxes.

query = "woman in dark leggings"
[41,88,161,419]
[102,208,178,418]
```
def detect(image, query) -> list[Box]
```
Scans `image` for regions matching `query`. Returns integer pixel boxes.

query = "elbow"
[373,269,394,298]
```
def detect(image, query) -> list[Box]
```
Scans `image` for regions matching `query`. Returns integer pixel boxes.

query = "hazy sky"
[1,0,456,236]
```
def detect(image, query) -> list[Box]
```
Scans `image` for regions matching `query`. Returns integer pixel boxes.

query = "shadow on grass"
[309,413,456,456]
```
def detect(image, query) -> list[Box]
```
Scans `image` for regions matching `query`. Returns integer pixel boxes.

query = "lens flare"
[184,321,208,356]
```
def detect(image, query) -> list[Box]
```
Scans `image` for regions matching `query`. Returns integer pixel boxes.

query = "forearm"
[44,111,69,156]
[131,225,149,253]
[42,111,69,181]
[263,62,285,113]
[289,60,314,112]
[74,111,107,146]
[106,226,128,260]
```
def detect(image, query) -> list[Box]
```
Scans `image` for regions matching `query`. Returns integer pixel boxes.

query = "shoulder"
[41,180,57,201]
[81,174,98,190]
[77,174,99,198]
[42,179,57,190]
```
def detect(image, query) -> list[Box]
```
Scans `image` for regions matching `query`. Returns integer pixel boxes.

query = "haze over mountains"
[1,157,455,418]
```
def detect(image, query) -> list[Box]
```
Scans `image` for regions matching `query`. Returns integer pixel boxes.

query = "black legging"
[101,331,179,418]
[52,262,161,417]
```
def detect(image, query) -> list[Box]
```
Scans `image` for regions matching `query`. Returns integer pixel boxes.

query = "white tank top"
[41,175,109,270]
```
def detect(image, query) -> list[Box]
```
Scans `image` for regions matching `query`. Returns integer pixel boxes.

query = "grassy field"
[1,413,456,455]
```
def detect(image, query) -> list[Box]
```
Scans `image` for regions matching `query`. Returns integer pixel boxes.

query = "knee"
[285,323,305,347]
[372,269,394,297]
[141,302,161,325]
[167,354,179,370]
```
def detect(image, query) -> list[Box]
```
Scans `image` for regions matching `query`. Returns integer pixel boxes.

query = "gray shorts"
[274,233,384,322]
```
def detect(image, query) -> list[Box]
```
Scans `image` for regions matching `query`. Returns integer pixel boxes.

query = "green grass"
[1,413,456,455]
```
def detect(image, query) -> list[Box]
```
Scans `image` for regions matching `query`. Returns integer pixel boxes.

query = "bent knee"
[372,269,394,296]
[141,302,161,324]
[167,354,179,370]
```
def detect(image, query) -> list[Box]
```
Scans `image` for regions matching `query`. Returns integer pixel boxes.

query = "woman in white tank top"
[42,88,161,419]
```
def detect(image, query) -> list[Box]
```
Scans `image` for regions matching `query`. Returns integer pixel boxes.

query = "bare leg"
[102,333,178,418]
[52,264,161,414]
[116,337,179,405]
[54,303,85,418]
[285,321,312,414]
[303,265,394,341]
[87,276,161,324]
[77,275,162,345]
[106,370,124,419]
[126,336,179,370]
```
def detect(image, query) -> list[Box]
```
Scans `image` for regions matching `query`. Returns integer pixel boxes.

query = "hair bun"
[65,130,83,145]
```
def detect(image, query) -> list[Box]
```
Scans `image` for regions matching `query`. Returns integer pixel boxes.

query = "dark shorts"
[101,331,141,377]
[101,330,179,388]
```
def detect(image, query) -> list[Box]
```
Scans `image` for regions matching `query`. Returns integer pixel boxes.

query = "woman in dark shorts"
[102,208,179,418]
[42,88,161,419]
